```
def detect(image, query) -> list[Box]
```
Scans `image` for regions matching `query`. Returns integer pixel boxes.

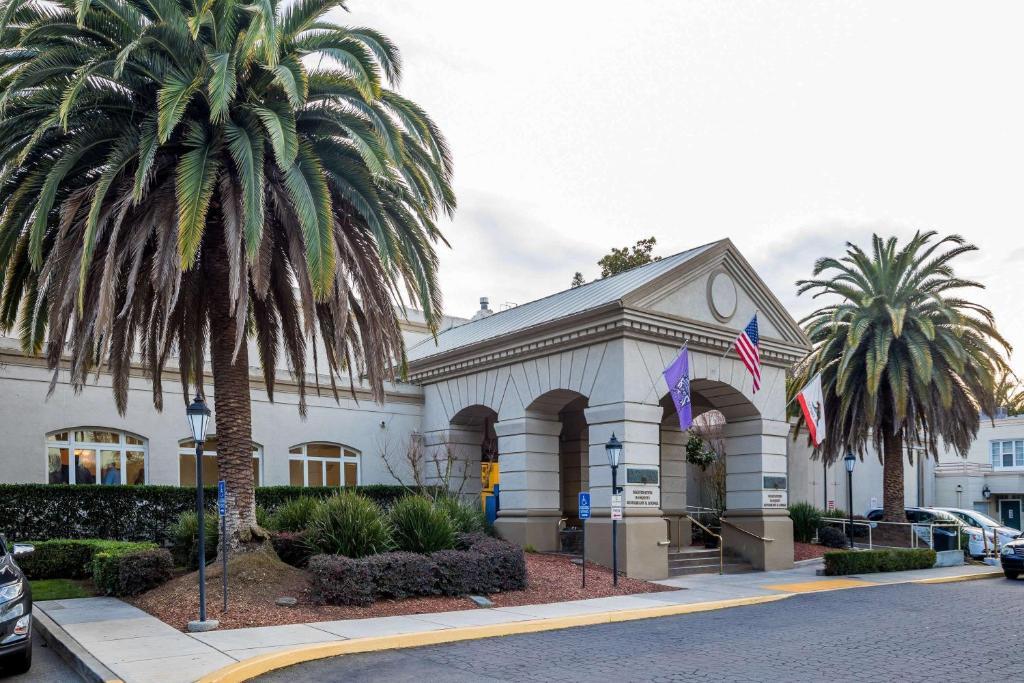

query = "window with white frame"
[990,440,1024,469]
[288,443,359,487]
[46,429,147,485]
[179,437,263,486]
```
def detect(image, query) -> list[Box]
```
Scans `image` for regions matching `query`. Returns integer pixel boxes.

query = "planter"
[932,549,965,568]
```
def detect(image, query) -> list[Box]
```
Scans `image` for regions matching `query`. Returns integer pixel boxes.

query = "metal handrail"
[820,518,974,553]
[685,515,724,575]
[720,517,775,543]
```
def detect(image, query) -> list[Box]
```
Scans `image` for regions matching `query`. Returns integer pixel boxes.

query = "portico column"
[660,422,690,548]
[720,417,794,570]
[583,402,669,580]
[492,415,562,551]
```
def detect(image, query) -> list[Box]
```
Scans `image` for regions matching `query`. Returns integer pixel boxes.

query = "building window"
[991,440,1024,469]
[46,429,147,485]
[179,437,263,486]
[288,442,359,487]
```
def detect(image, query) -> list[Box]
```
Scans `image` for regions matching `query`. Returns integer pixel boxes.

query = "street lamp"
[843,452,856,550]
[606,433,623,587]
[982,485,992,500]
[186,394,216,632]
[956,483,964,508]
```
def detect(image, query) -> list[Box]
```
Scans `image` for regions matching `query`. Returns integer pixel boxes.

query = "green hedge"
[0,484,430,543]
[823,548,936,575]
[93,548,173,596]
[17,539,158,579]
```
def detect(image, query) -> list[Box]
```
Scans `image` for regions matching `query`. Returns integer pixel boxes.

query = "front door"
[1000,499,1022,531]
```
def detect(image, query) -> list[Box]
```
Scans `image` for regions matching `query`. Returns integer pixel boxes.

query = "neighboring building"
[0,239,810,579]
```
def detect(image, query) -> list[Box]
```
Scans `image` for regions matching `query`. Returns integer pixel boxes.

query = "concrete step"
[669,561,754,577]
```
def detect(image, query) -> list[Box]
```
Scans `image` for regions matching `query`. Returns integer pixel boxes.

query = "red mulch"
[130,549,663,632]
[794,542,827,562]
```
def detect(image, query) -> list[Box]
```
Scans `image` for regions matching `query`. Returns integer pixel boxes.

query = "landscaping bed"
[794,542,828,562]
[129,549,663,631]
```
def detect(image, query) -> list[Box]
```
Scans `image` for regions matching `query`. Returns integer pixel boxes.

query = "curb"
[33,608,123,683]
[195,594,793,683]
[911,569,1004,584]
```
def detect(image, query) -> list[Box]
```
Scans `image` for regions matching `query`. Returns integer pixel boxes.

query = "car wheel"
[1005,570,1020,580]
[3,643,32,675]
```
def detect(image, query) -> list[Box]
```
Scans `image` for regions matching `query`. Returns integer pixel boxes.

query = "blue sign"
[217,480,226,516]
[578,492,591,520]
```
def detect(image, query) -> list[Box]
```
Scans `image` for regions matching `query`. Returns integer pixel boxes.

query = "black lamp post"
[606,433,623,587]
[956,483,964,508]
[844,452,856,549]
[186,394,215,632]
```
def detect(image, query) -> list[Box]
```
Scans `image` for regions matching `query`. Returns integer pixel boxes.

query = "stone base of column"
[584,517,669,580]
[721,509,793,571]
[494,513,561,552]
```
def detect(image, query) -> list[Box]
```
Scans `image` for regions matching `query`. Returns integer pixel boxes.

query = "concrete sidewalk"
[34,561,1002,683]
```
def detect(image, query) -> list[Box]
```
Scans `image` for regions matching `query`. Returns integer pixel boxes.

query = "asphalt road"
[255,578,1024,683]
[0,630,82,682]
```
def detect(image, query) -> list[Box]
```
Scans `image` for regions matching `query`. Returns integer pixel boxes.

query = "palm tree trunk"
[205,230,264,552]
[881,430,907,523]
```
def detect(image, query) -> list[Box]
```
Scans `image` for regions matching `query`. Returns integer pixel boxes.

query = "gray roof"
[408,241,718,362]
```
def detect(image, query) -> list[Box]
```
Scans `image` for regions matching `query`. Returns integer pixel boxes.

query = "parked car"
[936,507,1021,552]
[0,535,33,674]
[865,507,989,556]
[1001,537,1024,580]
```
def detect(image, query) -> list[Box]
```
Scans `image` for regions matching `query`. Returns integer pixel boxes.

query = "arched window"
[288,442,359,488]
[46,429,148,485]
[179,437,263,487]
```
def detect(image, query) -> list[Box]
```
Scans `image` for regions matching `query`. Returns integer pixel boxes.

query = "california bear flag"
[796,373,826,447]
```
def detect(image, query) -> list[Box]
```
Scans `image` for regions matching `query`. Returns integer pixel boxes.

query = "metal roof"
[408,241,719,362]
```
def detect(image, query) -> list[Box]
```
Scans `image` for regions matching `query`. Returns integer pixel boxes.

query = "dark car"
[1001,536,1024,580]
[0,535,33,674]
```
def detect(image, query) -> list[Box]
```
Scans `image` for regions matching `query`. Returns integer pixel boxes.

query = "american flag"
[734,315,761,392]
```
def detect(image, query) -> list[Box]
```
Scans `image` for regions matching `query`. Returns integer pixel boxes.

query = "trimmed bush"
[363,552,437,599]
[389,496,455,553]
[788,502,823,543]
[823,548,936,575]
[268,496,321,533]
[818,526,848,548]
[434,495,487,535]
[0,484,431,543]
[308,554,375,606]
[309,534,527,605]
[271,531,314,568]
[17,539,157,579]
[168,510,219,570]
[93,548,173,596]
[306,491,393,558]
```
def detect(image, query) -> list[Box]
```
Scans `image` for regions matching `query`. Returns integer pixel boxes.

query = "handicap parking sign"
[578,492,591,520]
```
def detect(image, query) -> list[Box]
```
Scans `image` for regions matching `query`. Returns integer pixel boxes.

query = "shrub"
[431,548,476,595]
[0,484,433,543]
[389,496,455,553]
[818,526,848,548]
[306,491,392,558]
[788,502,823,543]
[271,531,314,568]
[363,552,437,598]
[93,548,173,596]
[169,510,219,569]
[434,495,487,535]
[824,548,936,575]
[465,536,528,592]
[255,506,272,529]
[17,540,156,579]
[268,496,321,532]
[308,554,376,606]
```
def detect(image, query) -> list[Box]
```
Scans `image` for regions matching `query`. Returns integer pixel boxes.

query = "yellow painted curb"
[912,569,1004,584]
[195,594,793,683]
[760,578,875,593]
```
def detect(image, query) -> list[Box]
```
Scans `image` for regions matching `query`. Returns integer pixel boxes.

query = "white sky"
[345,0,1024,375]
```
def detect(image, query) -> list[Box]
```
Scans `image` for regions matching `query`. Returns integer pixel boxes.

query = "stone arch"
[422,403,498,499]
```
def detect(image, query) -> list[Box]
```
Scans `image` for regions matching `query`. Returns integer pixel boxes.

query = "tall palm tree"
[791,232,1010,522]
[0,0,454,548]
[992,370,1024,416]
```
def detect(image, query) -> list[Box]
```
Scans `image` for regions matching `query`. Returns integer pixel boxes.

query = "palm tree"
[0,0,454,548]
[992,370,1024,416]
[791,232,1010,522]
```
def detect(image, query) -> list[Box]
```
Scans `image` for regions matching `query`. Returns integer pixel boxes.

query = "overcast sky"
[345,1,1023,375]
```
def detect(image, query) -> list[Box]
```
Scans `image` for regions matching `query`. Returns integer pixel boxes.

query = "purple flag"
[663,345,693,431]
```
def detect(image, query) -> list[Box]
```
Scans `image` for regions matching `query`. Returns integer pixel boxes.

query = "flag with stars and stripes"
[734,314,761,392]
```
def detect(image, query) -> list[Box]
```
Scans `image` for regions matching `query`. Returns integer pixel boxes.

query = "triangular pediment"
[623,239,809,349]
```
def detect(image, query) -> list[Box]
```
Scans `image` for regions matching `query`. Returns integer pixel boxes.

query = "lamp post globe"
[843,452,855,549]
[185,394,217,632]
[605,433,623,586]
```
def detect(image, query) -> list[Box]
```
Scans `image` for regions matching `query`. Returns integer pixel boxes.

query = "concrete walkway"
[34,562,1001,683]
